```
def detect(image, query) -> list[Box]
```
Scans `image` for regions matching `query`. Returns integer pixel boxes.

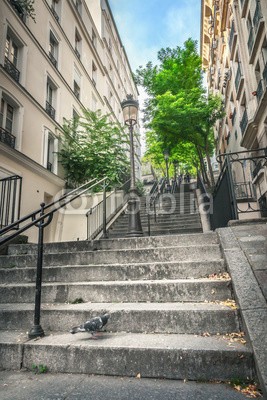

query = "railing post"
[102,180,108,239]
[29,203,52,339]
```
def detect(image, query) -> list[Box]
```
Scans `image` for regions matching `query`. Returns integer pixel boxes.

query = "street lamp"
[121,94,143,236]
[164,149,171,192]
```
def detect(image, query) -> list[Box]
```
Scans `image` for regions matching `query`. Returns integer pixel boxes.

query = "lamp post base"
[28,324,45,339]
[127,190,143,236]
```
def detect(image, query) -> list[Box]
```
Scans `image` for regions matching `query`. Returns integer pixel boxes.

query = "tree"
[135,38,224,187]
[58,109,130,188]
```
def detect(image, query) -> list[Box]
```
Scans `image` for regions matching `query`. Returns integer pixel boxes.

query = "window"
[49,31,58,67]
[92,29,97,48]
[51,0,60,22]
[92,62,97,86]
[4,30,22,82]
[74,0,82,14]
[91,94,97,111]
[46,78,56,119]
[44,130,58,173]
[73,68,81,100]
[75,29,81,59]
[0,97,16,148]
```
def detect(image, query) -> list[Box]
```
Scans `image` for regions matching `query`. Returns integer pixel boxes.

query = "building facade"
[201,0,267,218]
[0,0,141,241]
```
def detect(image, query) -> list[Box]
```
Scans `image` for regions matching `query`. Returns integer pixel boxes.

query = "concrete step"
[0,330,255,381]
[0,302,239,334]
[108,227,203,237]
[0,244,222,268]
[0,278,232,303]
[6,233,219,255]
[0,260,225,284]
[114,214,200,226]
[109,223,202,233]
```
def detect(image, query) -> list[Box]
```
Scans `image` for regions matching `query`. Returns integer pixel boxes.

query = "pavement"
[218,219,267,399]
[0,370,255,400]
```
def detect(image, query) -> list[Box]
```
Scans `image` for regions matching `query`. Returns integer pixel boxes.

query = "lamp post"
[121,94,143,236]
[164,149,171,192]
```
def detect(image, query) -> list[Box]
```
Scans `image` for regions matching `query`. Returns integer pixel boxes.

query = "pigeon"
[69,313,110,338]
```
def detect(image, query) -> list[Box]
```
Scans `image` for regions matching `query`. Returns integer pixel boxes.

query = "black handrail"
[86,178,131,240]
[147,179,166,236]
[0,176,108,340]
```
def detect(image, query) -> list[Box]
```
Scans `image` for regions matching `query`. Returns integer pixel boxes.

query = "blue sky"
[108,0,201,71]
[108,0,201,153]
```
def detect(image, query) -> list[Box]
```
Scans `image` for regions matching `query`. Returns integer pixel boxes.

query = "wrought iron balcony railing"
[45,101,55,119]
[235,64,242,91]
[232,108,236,126]
[240,109,248,135]
[49,52,57,68]
[253,0,263,33]
[47,162,53,172]
[247,27,254,55]
[256,80,263,103]
[51,5,59,22]
[0,127,16,148]
[263,63,267,86]
[4,57,20,82]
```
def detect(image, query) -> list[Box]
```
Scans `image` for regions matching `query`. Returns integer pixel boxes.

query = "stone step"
[108,227,203,237]
[109,223,202,232]
[0,330,255,381]
[0,260,225,284]
[0,302,239,334]
[0,278,232,303]
[0,244,222,268]
[7,233,218,255]
[114,214,200,226]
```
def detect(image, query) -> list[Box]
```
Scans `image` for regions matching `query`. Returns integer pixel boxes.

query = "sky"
[108,0,201,153]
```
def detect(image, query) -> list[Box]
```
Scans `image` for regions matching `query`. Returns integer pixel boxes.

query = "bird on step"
[69,313,110,339]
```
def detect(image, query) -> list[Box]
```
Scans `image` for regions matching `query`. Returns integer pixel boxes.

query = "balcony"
[46,101,55,119]
[8,0,26,22]
[240,109,248,136]
[0,127,16,148]
[240,0,249,18]
[4,57,20,82]
[247,27,254,56]
[263,63,267,86]
[51,5,59,22]
[232,108,237,126]
[235,64,244,99]
[49,52,57,68]
[256,80,263,104]
[248,1,265,63]
[229,21,237,60]
[75,48,80,59]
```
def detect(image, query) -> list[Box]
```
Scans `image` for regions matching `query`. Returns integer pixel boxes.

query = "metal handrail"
[86,179,131,240]
[0,176,110,341]
[147,179,166,236]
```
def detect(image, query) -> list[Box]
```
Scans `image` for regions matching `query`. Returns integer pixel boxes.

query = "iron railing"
[211,148,267,229]
[45,101,55,119]
[0,177,103,339]
[0,127,16,148]
[0,175,22,229]
[51,5,59,21]
[240,109,248,135]
[147,179,166,236]
[4,57,20,82]
[49,52,57,68]
[86,179,131,240]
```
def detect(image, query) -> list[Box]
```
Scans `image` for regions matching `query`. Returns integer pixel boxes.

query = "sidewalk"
[0,370,252,400]
[218,219,267,398]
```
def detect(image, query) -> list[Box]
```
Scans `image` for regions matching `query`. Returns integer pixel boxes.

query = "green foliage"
[135,38,225,186]
[14,0,36,21]
[31,364,48,374]
[71,298,84,304]
[58,109,130,188]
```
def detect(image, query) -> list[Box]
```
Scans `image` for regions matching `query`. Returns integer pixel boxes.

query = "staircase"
[108,184,203,237]
[0,231,255,382]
